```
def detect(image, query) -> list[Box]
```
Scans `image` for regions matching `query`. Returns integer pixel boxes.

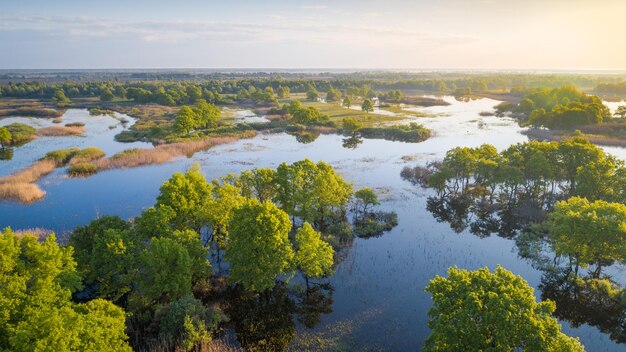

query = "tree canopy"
[424,266,585,352]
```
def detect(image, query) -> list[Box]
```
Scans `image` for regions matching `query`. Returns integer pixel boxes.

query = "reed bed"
[0,159,56,184]
[0,160,56,203]
[0,182,45,203]
[97,135,249,170]
[37,125,85,136]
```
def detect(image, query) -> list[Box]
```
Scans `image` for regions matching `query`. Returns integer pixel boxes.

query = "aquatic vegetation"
[99,134,255,170]
[67,162,98,177]
[359,122,431,142]
[37,125,85,136]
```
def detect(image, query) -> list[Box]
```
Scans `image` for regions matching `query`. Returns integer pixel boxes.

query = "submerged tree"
[294,223,334,287]
[424,266,585,352]
[548,197,626,277]
[225,199,295,292]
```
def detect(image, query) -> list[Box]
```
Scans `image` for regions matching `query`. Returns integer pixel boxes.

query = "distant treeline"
[594,82,626,95]
[2,72,623,104]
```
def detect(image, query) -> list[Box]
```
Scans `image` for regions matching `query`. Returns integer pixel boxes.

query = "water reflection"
[342,135,363,150]
[0,147,13,161]
[225,282,334,351]
[423,190,626,345]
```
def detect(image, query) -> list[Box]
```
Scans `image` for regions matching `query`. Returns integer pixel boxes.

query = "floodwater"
[0,98,624,351]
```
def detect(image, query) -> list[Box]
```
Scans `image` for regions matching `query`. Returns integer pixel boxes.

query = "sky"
[1,0,625,70]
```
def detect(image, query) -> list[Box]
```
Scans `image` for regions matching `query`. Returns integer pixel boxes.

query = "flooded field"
[1,97,624,351]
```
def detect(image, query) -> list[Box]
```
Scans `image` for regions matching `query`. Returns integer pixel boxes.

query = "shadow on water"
[224,282,334,351]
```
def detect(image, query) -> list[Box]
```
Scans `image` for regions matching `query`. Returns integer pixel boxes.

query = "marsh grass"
[37,125,85,136]
[0,159,56,203]
[0,183,46,203]
[67,163,98,177]
[69,147,105,164]
[0,146,104,202]
[98,135,249,170]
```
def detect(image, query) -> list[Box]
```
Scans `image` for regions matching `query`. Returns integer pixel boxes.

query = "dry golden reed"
[97,135,252,170]
[37,125,85,136]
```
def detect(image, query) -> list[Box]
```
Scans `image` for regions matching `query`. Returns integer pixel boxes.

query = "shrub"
[67,163,98,177]
[4,123,36,145]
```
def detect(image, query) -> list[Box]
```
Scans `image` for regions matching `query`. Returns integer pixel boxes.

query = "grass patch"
[70,147,105,164]
[65,122,85,127]
[0,107,63,119]
[67,163,98,177]
[301,101,405,127]
[43,148,80,164]
[359,122,431,142]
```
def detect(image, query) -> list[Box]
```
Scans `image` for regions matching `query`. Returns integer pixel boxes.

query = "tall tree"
[361,99,374,113]
[0,229,131,351]
[294,223,334,287]
[425,266,585,352]
[0,127,11,148]
[225,199,295,292]
[175,106,197,134]
[156,163,213,232]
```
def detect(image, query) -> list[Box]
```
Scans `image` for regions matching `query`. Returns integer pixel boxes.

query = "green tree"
[548,197,626,276]
[136,237,192,303]
[342,117,362,133]
[326,87,341,102]
[0,229,131,351]
[193,100,220,129]
[306,86,320,101]
[424,266,585,352]
[52,89,70,104]
[175,106,197,134]
[156,295,219,351]
[287,99,303,115]
[342,96,352,108]
[0,127,11,148]
[69,216,133,300]
[186,85,203,104]
[615,105,626,119]
[278,86,290,99]
[225,199,295,292]
[354,187,379,215]
[294,223,334,287]
[100,89,115,102]
[235,168,278,202]
[157,164,213,232]
[361,99,374,113]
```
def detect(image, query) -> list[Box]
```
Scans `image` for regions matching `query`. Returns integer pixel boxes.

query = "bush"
[354,211,398,238]
[359,123,430,142]
[43,147,79,164]
[4,123,36,145]
[71,147,105,163]
[67,163,98,177]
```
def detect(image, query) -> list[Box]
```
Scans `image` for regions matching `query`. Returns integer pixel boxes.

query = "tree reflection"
[0,147,13,161]
[291,131,320,144]
[225,284,296,351]
[342,135,363,149]
[296,283,334,329]
[225,282,335,350]
[540,271,626,344]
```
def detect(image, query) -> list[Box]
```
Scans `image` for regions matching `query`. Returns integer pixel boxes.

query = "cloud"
[0,15,473,46]
[301,5,328,10]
